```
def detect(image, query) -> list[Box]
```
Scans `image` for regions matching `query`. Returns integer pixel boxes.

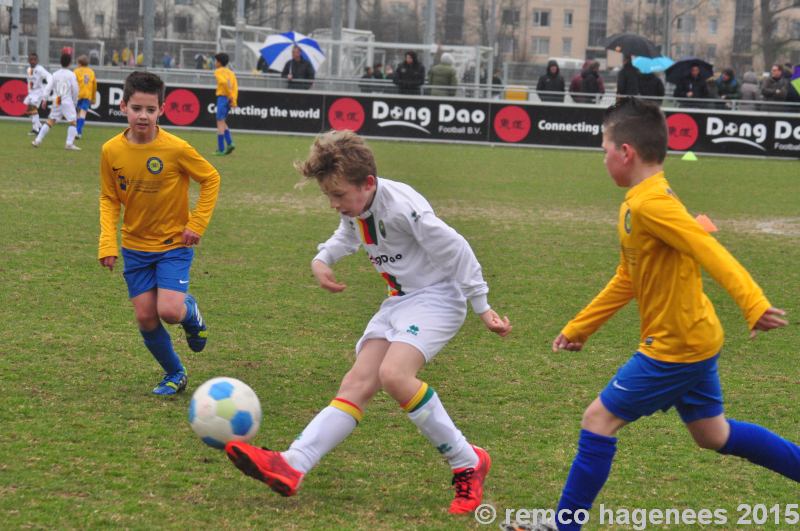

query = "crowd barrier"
[1,75,798,159]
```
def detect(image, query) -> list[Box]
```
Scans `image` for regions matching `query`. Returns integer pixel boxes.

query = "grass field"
[1,119,798,530]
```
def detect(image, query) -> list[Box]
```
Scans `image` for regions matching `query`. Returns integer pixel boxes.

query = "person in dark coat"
[281,46,316,89]
[571,61,605,103]
[673,64,710,107]
[616,55,640,96]
[637,72,665,105]
[570,60,593,94]
[536,60,565,102]
[393,51,425,95]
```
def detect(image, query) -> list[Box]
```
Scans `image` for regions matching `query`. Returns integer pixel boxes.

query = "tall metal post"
[424,0,435,68]
[331,0,343,77]
[143,0,155,67]
[235,0,245,70]
[10,0,21,61]
[663,0,671,57]
[347,0,357,28]
[487,0,497,97]
[36,0,50,63]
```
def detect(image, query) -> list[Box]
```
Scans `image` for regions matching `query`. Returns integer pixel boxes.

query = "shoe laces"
[451,467,475,499]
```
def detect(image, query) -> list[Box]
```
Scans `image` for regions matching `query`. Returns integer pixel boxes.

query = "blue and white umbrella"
[259,31,325,72]
[633,56,674,74]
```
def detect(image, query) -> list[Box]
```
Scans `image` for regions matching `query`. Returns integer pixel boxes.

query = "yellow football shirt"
[74,66,97,101]
[562,171,771,363]
[214,67,238,107]
[98,128,221,258]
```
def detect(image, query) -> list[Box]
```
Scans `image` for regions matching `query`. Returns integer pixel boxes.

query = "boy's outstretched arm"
[749,307,788,339]
[479,309,512,337]
[311,259,346,292]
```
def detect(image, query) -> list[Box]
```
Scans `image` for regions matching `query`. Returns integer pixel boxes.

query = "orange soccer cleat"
[225,441,304,496]
[449,445,491,514]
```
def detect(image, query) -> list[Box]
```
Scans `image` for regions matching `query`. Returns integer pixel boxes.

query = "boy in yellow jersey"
[213,53,238,156]
[73,55,96,139]
[225,130,512,513]
[98,72,221,396]
[535,98,796,531]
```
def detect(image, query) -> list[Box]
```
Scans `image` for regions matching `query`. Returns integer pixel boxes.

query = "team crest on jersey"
[146,157,164,175]
[624,209,632,234]
[378,219,386,238]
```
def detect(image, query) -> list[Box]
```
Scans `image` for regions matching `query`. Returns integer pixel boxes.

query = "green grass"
[1,120,798,530]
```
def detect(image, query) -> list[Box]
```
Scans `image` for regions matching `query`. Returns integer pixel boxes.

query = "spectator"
[393,51,425,95]
[637,72,664,106]
[282,46,315,90]
[616,54,640,96]
[136,52,144,66]
[716,68,742,108]
[536,59,565,103]
[739,71,760,111]
[384,64,394,78]
[782,63,793,80]
[673,64,710,107]
[360,66,375,93]
[194,53,206,70]
[121,47,131,66]
[428,53,458,97]
[256,55,267,73]
[89,49,100,66]
[760,63,789,111]
[111,49,119,66]
[491,69,503,99]
[570,60,593,94]
[372,63,385,79]
[572,61,605,104]
[162,52,173,69]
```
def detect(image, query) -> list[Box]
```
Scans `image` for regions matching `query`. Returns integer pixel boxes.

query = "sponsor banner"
[325,95,491,142]
[489,104,605,147]
[1,75,797,158]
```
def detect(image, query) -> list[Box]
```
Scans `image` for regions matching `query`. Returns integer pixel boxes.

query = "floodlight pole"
[10,0,20,62]
[488,0,497,96]
[235,0,245,70]
[663,0,671,58]
[347,0,357,28]
[424,0,435,69]
[331,0,343,77]
[143,0,155,68]
[36,0,49,63]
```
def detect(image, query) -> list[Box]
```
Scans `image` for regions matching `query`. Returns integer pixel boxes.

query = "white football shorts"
[355,281,468,362]
[23,89,45,107]
[48,102,77,123]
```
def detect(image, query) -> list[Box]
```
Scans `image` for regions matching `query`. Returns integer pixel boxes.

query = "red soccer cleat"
[448,445,492,514]
[225,441,304,496]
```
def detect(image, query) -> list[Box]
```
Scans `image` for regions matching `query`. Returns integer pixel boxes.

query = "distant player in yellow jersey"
[73,55,96,139]
[537,98,796,531]
[98,72,221,396]
[213,53,238,156]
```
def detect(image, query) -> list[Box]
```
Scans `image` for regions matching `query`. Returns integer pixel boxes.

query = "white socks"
[35,123,50,143]
[282,401,361,474]
[32,114,41,131]
[66,125,78,145]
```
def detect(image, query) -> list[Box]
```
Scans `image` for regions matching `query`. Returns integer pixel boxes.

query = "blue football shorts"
[599,352,724,424]
[76,98,91,111]
[215,96,230,121]
[122,247,194,299]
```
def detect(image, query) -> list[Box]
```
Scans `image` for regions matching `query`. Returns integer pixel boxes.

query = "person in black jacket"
[638,72,665,105]
[536,60,565,102]
[616,54,639,97]
[282,46,315,89]
[673,64,710,107]
[393,51,425,95]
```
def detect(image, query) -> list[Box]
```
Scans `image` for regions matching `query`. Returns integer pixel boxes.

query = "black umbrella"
[604,33,660,58]
[665,57,714,84]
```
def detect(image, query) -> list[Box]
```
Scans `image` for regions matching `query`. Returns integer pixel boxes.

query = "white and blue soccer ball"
[189,377,262,449]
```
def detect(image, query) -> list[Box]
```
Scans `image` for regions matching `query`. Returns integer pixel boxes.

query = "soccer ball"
[188,377,262,449]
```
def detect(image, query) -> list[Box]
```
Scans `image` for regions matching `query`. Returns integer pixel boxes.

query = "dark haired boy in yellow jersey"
[538,98,797,531]
[98,71,221,395]
[213,53,237,156]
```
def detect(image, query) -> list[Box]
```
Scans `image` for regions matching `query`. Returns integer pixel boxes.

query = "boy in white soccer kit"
[226,130,512,514]
[32,53,81,151]
[23,53,53,135]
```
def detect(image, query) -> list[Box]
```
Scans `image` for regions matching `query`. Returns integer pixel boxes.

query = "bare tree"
[757,0,799,67]
[68,0,89,38]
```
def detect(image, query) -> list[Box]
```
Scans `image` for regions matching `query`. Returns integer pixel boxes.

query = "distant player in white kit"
[226,130,512,514]
[24,52,53,136]
[32,53,81,151]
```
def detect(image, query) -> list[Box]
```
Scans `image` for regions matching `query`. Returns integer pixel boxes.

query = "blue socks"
[719,419,800,482]
[76,117,85,135]
[217,134,225,152]
[223,129,232,146]
[140,323,184,375]
[556,429,617,531]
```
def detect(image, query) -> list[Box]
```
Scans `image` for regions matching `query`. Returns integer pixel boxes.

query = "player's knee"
[339,369,379,404]
[135,311,159,330]
[157,305,183,324]
[693,430,728,450]
[377,363,408,398]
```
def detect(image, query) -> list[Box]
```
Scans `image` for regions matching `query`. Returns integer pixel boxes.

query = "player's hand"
[311,259,346,292]
[99,256,117,271]
[480,309,512,337]
[750,307,788,339]
[182,228,201,246]
[552,333,583,352]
